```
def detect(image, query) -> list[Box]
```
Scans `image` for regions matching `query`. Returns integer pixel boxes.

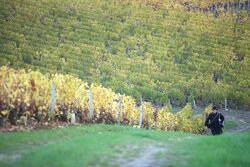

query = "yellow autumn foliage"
[0,66,207,133]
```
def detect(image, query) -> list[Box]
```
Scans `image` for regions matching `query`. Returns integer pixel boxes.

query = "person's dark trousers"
[211,128,223,135]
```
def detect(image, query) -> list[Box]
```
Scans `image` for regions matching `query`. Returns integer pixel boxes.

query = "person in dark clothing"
[205,106,225,135]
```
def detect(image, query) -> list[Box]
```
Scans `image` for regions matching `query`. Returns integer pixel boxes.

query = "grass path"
[112,143,167,167]
[0,109,250,166]
[221,110,250,133]
[0,124,249,167]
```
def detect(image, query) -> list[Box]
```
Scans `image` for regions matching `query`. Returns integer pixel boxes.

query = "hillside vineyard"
[0,0,249,108]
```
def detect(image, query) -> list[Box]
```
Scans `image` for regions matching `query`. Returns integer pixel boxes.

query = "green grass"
[224,120,238,130]
[0,125,249,167]
[168,132,250,167]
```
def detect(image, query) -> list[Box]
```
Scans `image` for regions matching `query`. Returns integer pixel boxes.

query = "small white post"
[225,99,228,111]
[193,99,196,108]
[117,98,122,125]
[71,113,76,124]
[89,88,93,119]
[168,98,171,106]
[50,82,56,117]
[139,98,144,128]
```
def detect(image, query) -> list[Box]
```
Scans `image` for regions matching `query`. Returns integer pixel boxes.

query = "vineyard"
[0,66,211,133]
[0,1,250,167]
[0,0,249,109]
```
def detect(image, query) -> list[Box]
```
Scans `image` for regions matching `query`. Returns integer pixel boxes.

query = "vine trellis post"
[139,98,144,128]
[50,82,56,118]
[89,88,94,120]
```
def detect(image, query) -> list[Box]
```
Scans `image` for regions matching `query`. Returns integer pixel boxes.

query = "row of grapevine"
[0,0,249,108]
[0,67,211,133]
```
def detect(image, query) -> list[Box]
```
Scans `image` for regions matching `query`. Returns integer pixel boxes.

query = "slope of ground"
[0,0,249,107]
[222,109,250,133]
[0,124,249,167]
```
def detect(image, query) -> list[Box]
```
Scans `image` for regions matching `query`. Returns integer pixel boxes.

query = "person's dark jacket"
[205,112,224,135]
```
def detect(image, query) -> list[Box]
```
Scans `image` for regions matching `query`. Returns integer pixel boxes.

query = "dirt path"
[113,110,250,167]
[221,109,250,133]
[230,125,250,133]
[110,143,168,167]
[119,145,166,167]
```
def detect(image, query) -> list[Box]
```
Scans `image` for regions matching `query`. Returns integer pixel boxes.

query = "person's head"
[212,106,218,112]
